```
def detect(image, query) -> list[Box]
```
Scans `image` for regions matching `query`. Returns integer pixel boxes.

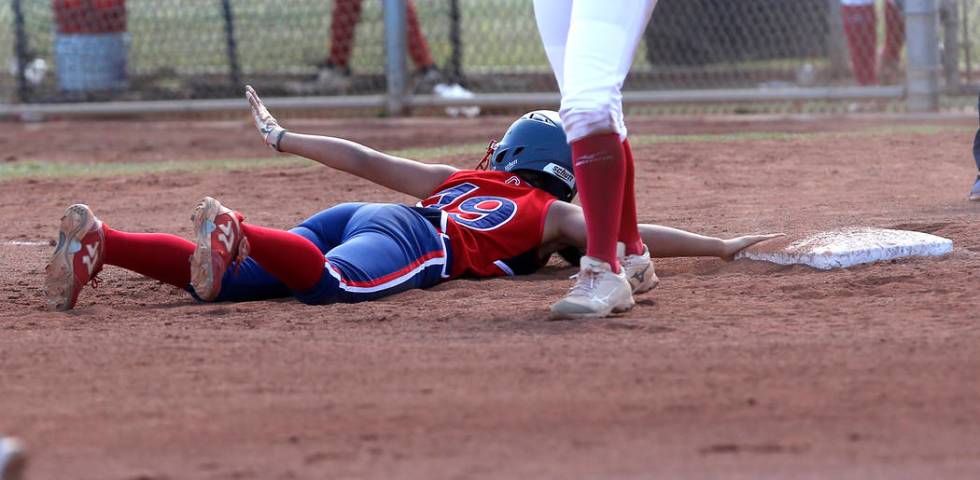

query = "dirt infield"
[1,115,978,479]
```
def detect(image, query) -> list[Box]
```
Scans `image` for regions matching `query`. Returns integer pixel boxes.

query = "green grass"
[2,123,968,182]
[0,156,306,181]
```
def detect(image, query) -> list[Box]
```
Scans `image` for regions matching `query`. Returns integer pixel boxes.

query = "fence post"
[939,0,959,92]
[963,0,972,85]
[383,0,407,116]
[448,0,462,85]
[12,0,29,102]
[220,0,242,90]
[905,0,941,112]
[826,0,849,79]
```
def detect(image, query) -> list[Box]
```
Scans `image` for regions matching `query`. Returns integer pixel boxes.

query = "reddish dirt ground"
[1,115,978,479]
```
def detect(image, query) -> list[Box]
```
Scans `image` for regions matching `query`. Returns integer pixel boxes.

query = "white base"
[737,227,953,270]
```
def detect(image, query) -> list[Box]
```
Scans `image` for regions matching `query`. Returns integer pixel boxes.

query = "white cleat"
[550,256,635,320]
[619,242,659,294]
[0,437,26,480]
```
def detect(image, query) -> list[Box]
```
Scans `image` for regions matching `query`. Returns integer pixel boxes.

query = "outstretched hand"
[721,233,786,261]
[246,85,287,151]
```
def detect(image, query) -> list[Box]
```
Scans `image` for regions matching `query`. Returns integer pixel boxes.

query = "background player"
[532,0,659,318]
[972,92,980,202]
[840,0,905,86]
[304,0,441,93]
[44,87,778,313]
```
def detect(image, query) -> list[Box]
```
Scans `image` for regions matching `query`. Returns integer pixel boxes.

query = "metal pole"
[826,0,849,79]
[383,0,408,116]
[12,0,29,102]
[940,0,960,92]
[220,0,242,90]
[448,0,462,85]
[963,0,972,84]
[905,0,941,112]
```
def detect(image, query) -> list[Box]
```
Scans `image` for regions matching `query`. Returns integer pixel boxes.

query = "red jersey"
[419,170,557,279]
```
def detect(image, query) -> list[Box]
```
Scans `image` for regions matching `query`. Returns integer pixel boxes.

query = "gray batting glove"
[246,85,287,152]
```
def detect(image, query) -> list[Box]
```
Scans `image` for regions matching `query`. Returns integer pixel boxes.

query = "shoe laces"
[567,268,600,296]
[89,273,102,289]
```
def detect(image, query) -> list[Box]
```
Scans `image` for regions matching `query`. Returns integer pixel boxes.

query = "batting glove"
[246,85,287,151]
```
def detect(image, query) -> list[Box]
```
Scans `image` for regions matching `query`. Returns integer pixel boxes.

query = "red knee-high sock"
[882,0,905,66]
[103,225,195,288]
[841,4,878,85]
[618,139,644,256]
[405,1,435,70]
[328,0,362,69]
[240,223,324,292]
[571,133,626,272]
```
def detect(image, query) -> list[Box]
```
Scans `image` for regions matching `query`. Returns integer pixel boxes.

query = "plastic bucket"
[54,32,128,91]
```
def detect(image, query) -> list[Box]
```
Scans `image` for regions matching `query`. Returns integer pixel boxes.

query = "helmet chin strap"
[475,140,497,170]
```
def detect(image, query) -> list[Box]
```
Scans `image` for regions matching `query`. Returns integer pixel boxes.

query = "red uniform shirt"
[419,170,557,279]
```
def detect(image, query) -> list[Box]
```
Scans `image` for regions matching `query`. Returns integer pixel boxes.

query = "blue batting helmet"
[488,110,576,202]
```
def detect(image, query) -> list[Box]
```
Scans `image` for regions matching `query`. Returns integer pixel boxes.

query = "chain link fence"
[0,0,977,114]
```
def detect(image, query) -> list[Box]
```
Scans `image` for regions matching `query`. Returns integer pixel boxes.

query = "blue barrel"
[54,32,128,92]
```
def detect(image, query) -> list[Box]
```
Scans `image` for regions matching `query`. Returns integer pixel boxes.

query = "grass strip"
[2,124,969,182]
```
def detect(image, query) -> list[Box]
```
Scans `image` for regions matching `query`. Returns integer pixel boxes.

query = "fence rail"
[1,0,977,117]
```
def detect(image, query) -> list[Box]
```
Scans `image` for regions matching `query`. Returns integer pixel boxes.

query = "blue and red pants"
[197,203,451,304]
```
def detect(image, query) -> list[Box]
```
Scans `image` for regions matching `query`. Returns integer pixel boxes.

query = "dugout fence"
[0,0,977,117]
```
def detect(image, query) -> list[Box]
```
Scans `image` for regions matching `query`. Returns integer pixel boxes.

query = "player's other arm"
[246,86,458,199]
[546,201,781,260]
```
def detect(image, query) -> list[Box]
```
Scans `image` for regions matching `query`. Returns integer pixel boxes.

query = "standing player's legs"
[405,1,436,72]
[880,0,905,83]
[535,0,656,269]
[326,0,362,72]
[841,0,877,85]
[534,0,656,318]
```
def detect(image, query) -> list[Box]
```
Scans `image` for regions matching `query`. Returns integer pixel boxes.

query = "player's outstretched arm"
[246,86,458,199]
[548,202,781,259]
[637,225,783,261]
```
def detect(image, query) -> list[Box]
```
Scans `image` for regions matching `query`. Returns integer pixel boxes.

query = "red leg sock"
[406,1,435,70]
[328,0,362,69]
[841,4,878,85]
[240,223,325,292]
[882,0,905,66]
[618,139,644,256]
[103,225,195,288]
[571,132,626,272]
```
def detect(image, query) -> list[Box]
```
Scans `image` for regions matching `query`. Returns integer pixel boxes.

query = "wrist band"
[274,128,288,152]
